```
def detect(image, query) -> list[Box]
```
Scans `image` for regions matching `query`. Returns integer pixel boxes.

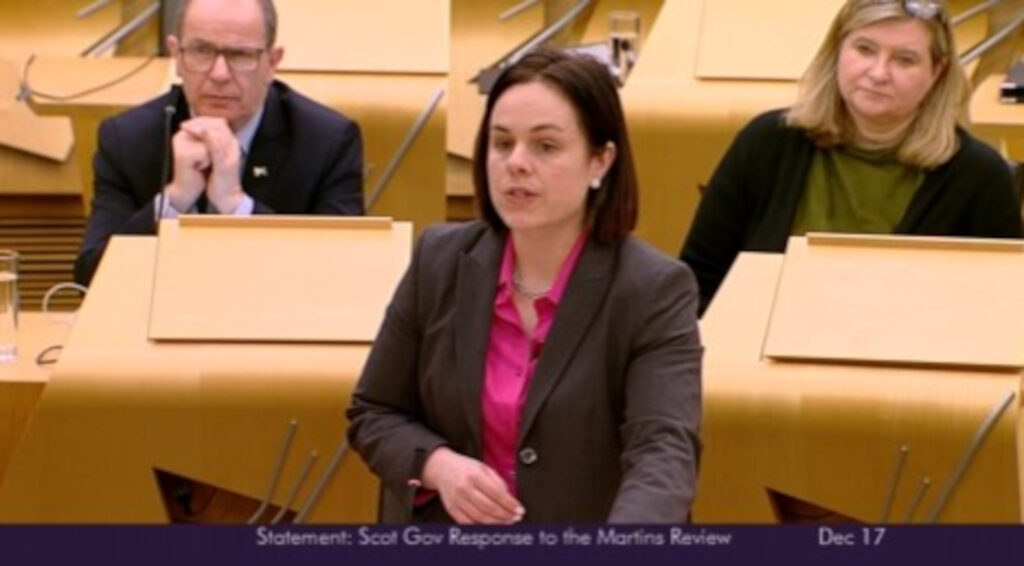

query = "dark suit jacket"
[347,221,703,523]
[74,80,364,285]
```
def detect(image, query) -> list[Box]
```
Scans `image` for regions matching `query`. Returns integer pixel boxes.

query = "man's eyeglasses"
[179,43,266,73]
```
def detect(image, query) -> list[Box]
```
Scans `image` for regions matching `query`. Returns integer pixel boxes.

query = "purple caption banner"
[0,525,1016,566]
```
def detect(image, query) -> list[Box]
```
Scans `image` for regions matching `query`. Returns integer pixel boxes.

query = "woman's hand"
[421,447,525,524]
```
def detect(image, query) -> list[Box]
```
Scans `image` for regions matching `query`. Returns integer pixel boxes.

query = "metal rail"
[951,0,1001,26]
[81,1,160,57]
[960,11,1024,66]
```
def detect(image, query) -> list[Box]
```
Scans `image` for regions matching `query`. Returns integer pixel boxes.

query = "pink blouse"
[481,232,587,495]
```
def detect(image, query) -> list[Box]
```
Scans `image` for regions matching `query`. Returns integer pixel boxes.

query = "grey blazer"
[347,221,702,523]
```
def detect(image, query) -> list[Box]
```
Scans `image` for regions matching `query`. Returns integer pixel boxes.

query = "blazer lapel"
[518,238,616,444]
[241,83,288,206]
[453,228,504,456]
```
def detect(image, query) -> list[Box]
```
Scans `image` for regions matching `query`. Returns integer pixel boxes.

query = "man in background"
[75,0,364,285]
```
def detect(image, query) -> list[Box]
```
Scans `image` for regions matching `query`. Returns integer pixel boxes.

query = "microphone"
[156,88,179,232]
[15,54,36,103]
[15,82,31,103]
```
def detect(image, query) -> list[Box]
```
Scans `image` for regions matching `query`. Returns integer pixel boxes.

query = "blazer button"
[518,447,538,466]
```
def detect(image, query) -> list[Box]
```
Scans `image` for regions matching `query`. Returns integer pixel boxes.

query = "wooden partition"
[0,222,409,522]
[275,1,450,237]
[0,313,73,484]
[148,216,410,342]
[695,235,1023,523]
[280,71,447,240]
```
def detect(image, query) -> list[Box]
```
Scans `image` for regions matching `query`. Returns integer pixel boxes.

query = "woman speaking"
[348,49,702,524]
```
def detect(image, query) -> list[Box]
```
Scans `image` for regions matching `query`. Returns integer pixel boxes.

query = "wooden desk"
[0,236,380,523]
[694,251,1022,523]
[0,312,73,485]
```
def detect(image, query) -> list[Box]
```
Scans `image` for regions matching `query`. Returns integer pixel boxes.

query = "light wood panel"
[0,146,79,196]
[280,71,448,238]
[0,237,379,523]
[0,59,73,161]
[0,0,120,61]
[26,56,172,109]
[695,249,1022,523]
[277,0,449,73]
[764,234,1024,369]
[695,0,842,80]
[0,312,73,485]
[148,217,411,343]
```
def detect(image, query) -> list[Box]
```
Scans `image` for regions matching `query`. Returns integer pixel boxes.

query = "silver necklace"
[512,268,550,300]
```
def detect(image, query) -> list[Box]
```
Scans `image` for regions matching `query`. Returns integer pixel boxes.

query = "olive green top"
[791,145,925,235]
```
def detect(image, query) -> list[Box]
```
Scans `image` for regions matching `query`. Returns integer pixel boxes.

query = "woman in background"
[348,48,702,524]
[681,0,1022,314]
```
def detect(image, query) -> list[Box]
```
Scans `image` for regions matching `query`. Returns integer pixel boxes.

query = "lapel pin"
[253,166,268,178]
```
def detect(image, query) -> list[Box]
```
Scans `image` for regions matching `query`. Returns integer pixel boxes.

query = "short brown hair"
[472,48,638,244]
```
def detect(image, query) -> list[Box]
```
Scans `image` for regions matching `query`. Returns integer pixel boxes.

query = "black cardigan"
[680,109,1023,314]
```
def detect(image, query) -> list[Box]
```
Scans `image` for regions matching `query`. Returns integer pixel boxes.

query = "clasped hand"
[165,117,245,214]
[421,447,526,524]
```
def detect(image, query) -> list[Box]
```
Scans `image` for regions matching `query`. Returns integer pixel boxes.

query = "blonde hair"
[786,0,966,169]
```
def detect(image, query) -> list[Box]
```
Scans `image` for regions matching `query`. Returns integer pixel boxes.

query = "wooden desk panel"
[0,58,74,162]
[0,237,379,523]
[277,0,449,73]
[695,252,1022,523]
[765,235,1024,368]
[0,312,73,486]
[694,0,841,80]
[149,217,410,343]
